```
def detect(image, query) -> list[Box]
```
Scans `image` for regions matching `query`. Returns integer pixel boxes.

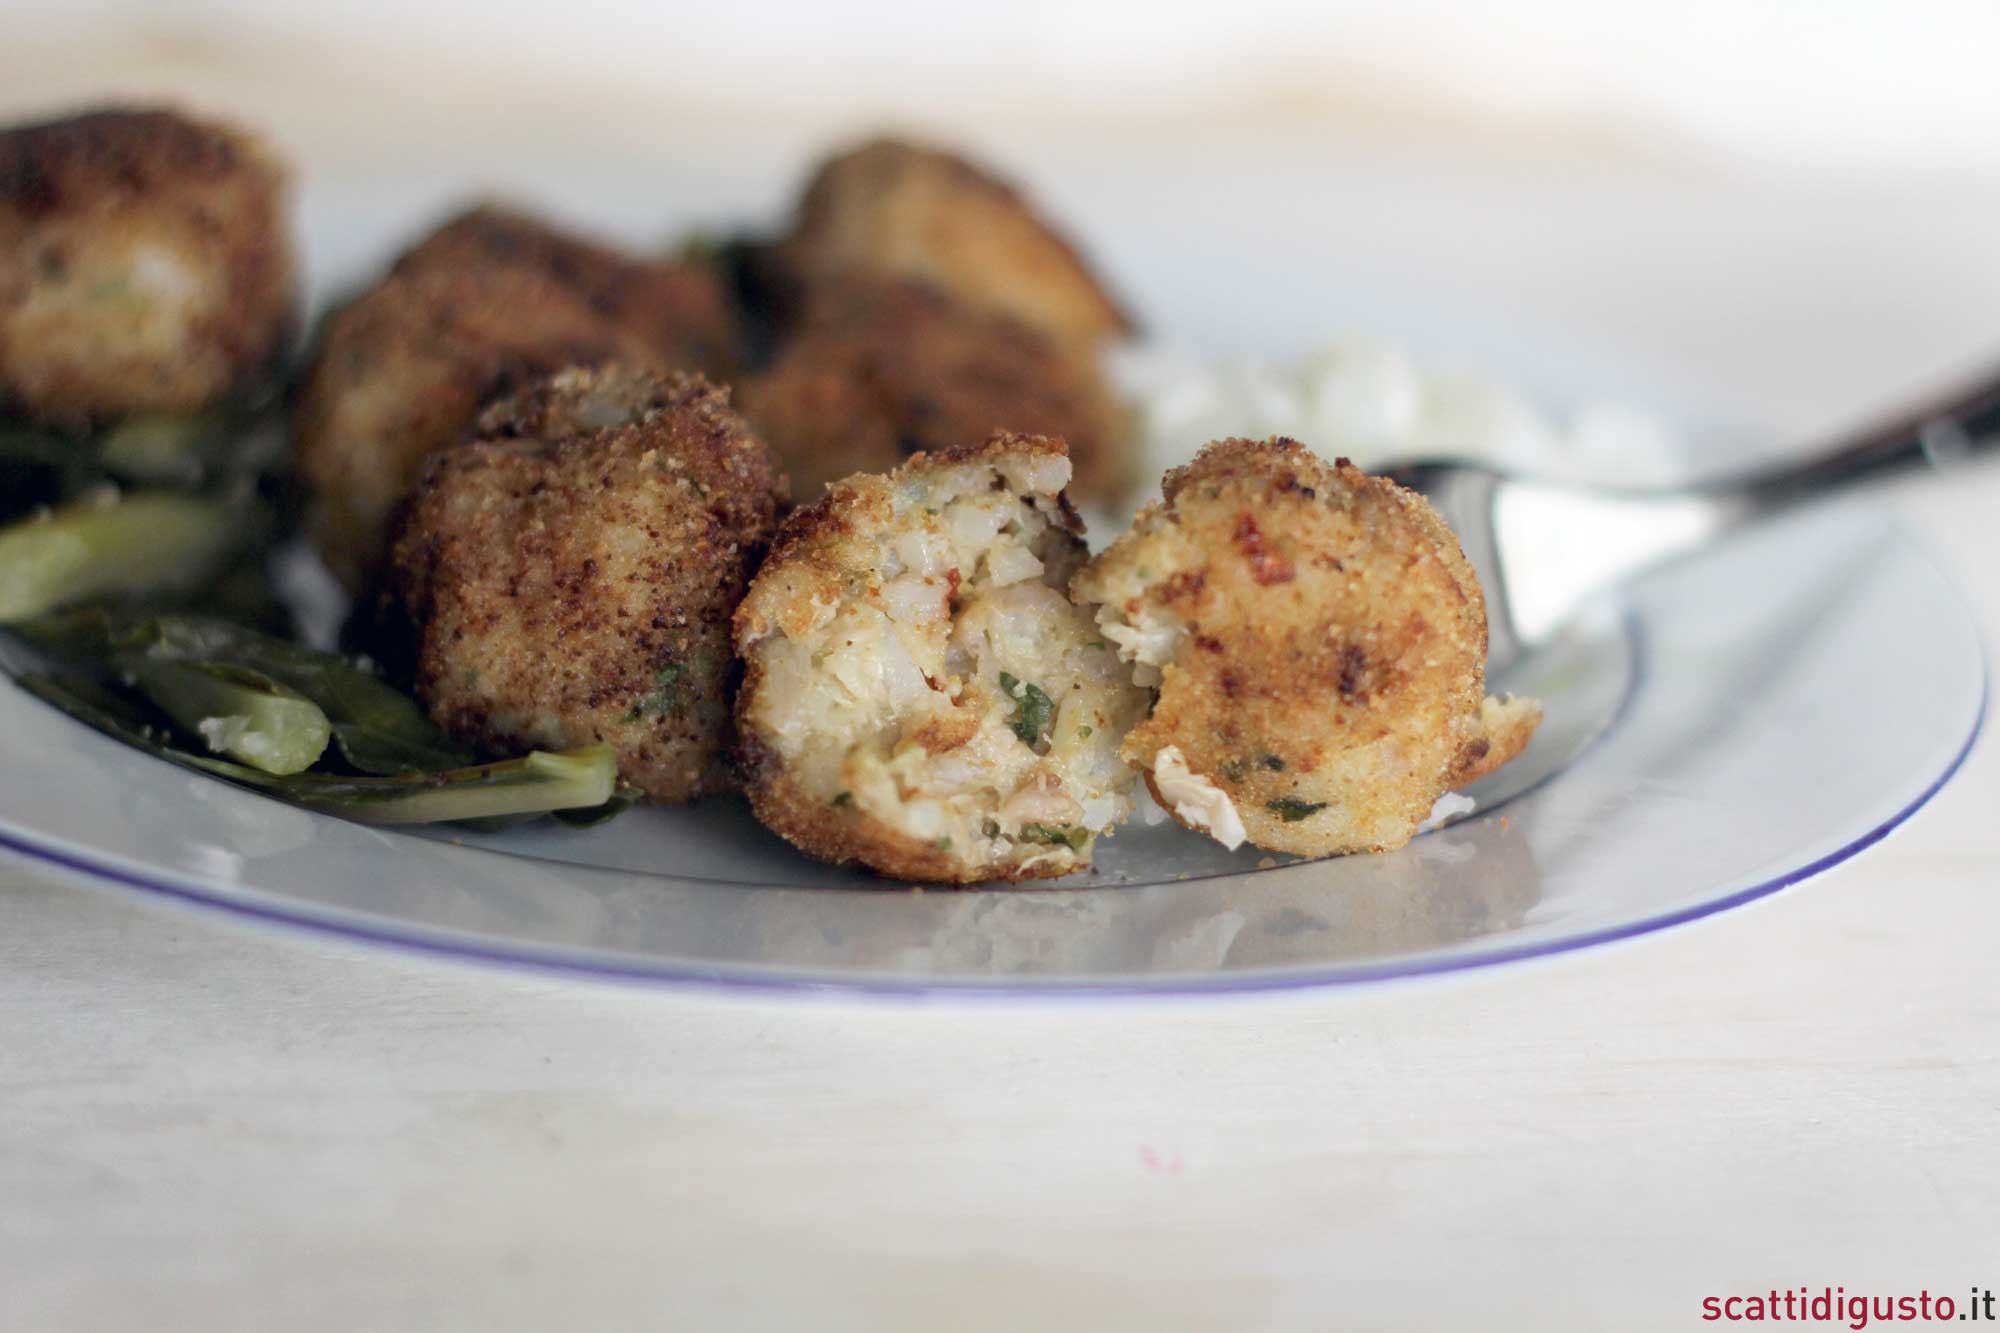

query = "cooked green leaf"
[17,608,474,774]
[998,671,1055,747]
[630,661,687,720]
[0,492,248,623]
[551,783,645,828]
[21,671,615,825]
[1019,822,1089,851]
[1266,796,1328,822]
[128,658,331,775]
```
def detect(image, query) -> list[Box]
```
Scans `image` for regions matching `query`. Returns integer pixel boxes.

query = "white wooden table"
[3,54,1999,1329]
[5,543,1997,1331]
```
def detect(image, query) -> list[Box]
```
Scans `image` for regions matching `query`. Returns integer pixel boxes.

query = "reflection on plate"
[0,500,1981,992]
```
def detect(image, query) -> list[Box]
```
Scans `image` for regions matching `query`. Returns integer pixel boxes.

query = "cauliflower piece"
[1151,746,1246,850]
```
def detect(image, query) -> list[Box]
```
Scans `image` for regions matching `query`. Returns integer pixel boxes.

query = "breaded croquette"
[734,434,1149,883]
[392,203,742,378]
[1072,438,1538,858]
[0,107,294,426]
[735,272,1133,503]
[292,263,662,591]
[782,137,1133,348]
[389,365,785,802]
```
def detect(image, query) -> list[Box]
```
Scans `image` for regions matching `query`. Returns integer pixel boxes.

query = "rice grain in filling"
[734,433,1148,883]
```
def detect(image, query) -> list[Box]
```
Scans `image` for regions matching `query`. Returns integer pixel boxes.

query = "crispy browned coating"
[0,106,295,425]
[783,136,1133,348]
[1449,693,1543,788]
[1390,490,1542,791]
[1074,438,1535,858]
[735,433,1145,884]
[735,272,1134,502]
[388,365,785,802]
[292,262,664,591]
[733,437,1051,884]
[392,203,742,378]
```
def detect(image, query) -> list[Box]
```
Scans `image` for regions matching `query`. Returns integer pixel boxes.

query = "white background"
[4,5,1999,1327]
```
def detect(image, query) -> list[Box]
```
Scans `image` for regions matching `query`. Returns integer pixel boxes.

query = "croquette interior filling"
[1081,506,1190,686]
[748,452,1147,872]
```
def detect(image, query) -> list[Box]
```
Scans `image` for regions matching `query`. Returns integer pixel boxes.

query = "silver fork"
[1385,363,2000,673]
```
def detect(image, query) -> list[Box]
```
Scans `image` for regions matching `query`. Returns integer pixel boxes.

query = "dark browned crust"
[735,271,1133,502]
[291,261,664,591]
[733,432,1090,884]
[785,136,1135,345]
[389,365,785,802]
[740,715,1085,886]
[0,108,251,207]
[1085,438,1502,857]
[393,203,742,378]
[0,105,295,424]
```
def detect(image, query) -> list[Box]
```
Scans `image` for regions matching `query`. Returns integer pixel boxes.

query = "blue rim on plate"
[0,685,1981,997]
[0,503,1985,996]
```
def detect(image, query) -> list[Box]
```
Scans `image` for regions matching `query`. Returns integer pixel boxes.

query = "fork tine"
[1384,461,1521,674]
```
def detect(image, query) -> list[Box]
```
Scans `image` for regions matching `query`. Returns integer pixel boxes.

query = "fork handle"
[1719,360,2000,510]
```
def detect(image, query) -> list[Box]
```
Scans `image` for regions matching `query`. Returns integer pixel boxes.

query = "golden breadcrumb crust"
[389,365,784,801]
[783,136,1133,347]
[0,106,295,425]
[735,433,1131,884]
[292,262,664,590]
[392,203,742,378]
[1449,693,1543,788]
[735,271,1133,502]
[1075,438,1531,857]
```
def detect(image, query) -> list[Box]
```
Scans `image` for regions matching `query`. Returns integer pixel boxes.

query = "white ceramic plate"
[0,153,1985,992]
[0,487,1981,992]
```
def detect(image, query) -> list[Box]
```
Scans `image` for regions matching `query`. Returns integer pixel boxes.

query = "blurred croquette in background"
[5,0,1991,440]
[0,0,1994,872]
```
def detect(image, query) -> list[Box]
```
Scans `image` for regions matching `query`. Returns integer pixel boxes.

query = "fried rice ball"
[388,364,785,802]
[292,262,663,591]
[1071,438,1540,858]
[735,272,1134,503]
[734,433,1149,883]
[782,137,1133,348]
[0,106,295,426]
[391,203,742,378]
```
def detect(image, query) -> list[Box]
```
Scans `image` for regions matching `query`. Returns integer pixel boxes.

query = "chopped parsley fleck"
[1077,725,1093,739]
[628,661,687,719]
[1260,754,1287,771]
[1020,823,1089,851]
[936,835,953,851]
[831,791,852,807]
[982,819,1001,838]
[1221,759,1248,783]
[1266,797,1328,822]
[997,671,1055,747]
[1086,641,1108,650]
